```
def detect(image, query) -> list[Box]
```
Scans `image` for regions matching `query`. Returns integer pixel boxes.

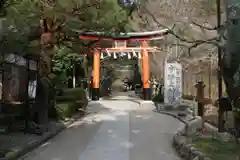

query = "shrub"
[75,98,88,111]
[53,88,88,119]
[56,89,64,96]
[56,95,79,102]
[62,88,86,98]
[55,103,77,120]
[152,93,164,103]
[56,88,86,102]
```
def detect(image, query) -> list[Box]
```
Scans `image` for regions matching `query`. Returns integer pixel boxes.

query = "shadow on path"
[20,100,183,160]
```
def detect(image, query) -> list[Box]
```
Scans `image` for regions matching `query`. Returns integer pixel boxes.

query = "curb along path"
[154,102,223,160]
[14,99,138,160]
[4,114,85,160]
[4,101,104,160]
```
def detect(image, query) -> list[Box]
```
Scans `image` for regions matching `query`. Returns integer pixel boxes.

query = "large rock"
[218,132,233,142]
[185,116,203,135]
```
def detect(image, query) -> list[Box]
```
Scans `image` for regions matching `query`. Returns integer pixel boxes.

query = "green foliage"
[56,88,86,104]
[64,0,129,32]
[55,103,77,119]
[191,137,240,160]
[0,0,40,53]
[56,95,78,102]
[233,108,240,118]
[52,45,83,88]
[55,88,87,119]
[152,84,164,102]
[152,93,164,103]
[54,0,132,51]
[61,88,86,100]
[100,65,117,89]
[224,1,240,118]
[1,0,133,56]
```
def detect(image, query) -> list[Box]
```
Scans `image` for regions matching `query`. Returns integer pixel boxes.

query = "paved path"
[20,97,183,160]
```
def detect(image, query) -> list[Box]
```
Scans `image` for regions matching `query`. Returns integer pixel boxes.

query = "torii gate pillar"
[141,40,151,100]
[92,49,100,101]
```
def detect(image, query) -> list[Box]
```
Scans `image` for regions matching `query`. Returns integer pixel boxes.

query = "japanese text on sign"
[164,62,182,104]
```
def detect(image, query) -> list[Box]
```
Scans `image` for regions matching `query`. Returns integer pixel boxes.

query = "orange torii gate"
[78,29,169,101]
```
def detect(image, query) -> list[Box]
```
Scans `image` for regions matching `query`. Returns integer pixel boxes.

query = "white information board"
[164,62,182,104]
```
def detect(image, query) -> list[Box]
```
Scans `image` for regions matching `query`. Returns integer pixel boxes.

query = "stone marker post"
[195,81,206,135]
[195,81,205,117]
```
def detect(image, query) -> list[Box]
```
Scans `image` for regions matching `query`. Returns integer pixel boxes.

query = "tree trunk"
[223,0,240,134]
[35,77,50,129]
[33,18,55,130]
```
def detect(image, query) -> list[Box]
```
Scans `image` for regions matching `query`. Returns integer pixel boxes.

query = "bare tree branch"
[138,5,221,52]
[191,21,218,30]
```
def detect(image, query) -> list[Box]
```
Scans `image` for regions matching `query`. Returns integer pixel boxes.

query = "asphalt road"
[20,97,183,160]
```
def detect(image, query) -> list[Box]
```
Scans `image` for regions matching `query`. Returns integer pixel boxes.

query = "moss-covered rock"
[56,95,78,102]
[56,88,86,101]
[55,103,78,120]
[62,88,86,98]
[52,88,88,120]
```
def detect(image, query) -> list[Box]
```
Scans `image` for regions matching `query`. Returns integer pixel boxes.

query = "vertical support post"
[195,81,205,117]
[92,49,100,101]
[195,81,206,135]
[140,40,151,100]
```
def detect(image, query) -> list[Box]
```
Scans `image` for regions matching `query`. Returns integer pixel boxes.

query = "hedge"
[62,88,86,98]
[53,88,88,120]
[55,103,77,120]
